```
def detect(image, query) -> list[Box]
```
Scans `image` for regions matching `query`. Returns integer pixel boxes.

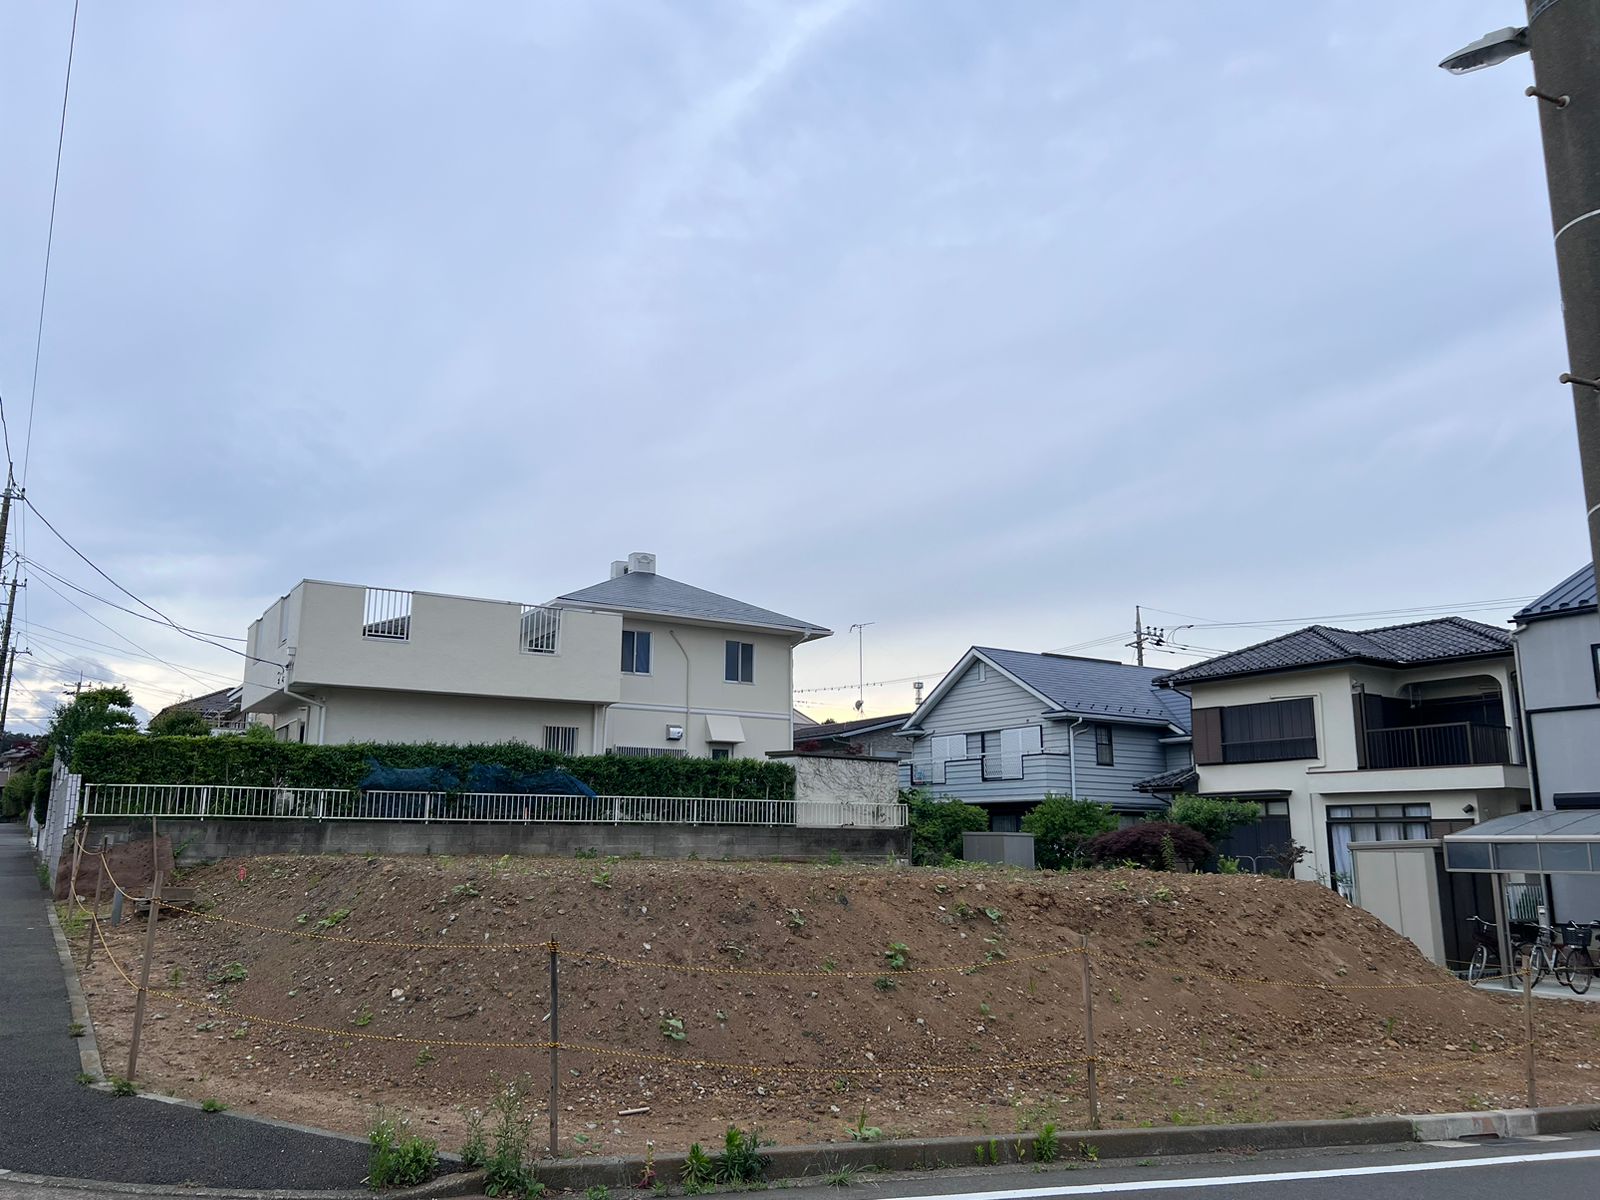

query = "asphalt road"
[0,821,371,1189]
[841,1133,1600,1200]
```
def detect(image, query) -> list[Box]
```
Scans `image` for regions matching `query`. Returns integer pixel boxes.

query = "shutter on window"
[999,728,1028,780]
[1192,707,1223,765]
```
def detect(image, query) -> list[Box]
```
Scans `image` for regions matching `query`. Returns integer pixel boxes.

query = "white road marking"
[1520,1134,1570,1141]
[1420,1140,1477,1148]
[870,1146,1600,1199]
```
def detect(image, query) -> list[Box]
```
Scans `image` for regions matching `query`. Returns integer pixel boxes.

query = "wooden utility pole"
[548,940,560,1156]
[0,480,16,734]
[0,644,20,736]
[1132,607,1145,667]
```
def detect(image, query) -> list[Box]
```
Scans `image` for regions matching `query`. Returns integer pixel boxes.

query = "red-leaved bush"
[1082,821,1213,871]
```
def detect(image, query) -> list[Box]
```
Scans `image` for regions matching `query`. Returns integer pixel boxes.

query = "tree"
[1083,821,1212,871]
[45,686,139,762]
[1166,795,1261,847]
[904,789,988,866]
[1021,794,1118,870]
[147,708,215,737]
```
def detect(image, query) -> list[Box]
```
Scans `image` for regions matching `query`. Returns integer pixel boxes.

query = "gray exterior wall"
[905,661,1177,812]
[1516,610,1600,918]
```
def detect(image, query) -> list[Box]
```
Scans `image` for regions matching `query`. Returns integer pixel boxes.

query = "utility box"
[963,831,1036,869]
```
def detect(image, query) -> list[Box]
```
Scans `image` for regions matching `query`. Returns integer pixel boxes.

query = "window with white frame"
[520,605,561,654]
[724,640,754,683]
[981,725,1041,780]
[621,629,652,674]
[916,733,966,784]
[544,725,579,755]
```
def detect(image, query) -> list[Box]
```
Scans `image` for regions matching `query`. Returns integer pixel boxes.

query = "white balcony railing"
[79,783,908,828]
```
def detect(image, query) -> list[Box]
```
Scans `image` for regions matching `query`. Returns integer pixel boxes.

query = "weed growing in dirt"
[714,1126,770,1187]
[574,847,598,860]
[482,1082,544,1199]
[108,1076,136,1097]
[208,962,248,984]
[883,943,910,971]
[75,1073,95,1087]
[202,1098,227,1113]
[826,850,844,867]
[229,1025,249,1040]
[355,1010,373,1027]
[459,1109,487,1167]
[1033,1124,1059,1163]
[67,1022,84,1037]
[822,959,838,972]
[822,1166,856,1187]
[36,862,49,888]
[58,905,88,939]
[660,1016,686,1041]
[367,1111,439,1189]
[590,867,613,889]
[871,976,896,992]
[682,1143,716,1192]
[452,883,481,898]
[167,967,185,986]
[318,908,352,929]
[585,1188,611,1200]
[786,908,805,930]
[1077,1142,1098,1162]
[846,1106,882,1142]
[414,1047,436,1067]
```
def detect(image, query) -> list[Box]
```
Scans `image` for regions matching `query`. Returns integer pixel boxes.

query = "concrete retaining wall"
[86,817,908,863]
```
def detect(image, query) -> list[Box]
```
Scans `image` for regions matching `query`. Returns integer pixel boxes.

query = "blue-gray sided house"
[896,647,1193,828]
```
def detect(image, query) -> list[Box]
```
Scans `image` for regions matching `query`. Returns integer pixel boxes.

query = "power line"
[22,553,248,645]
[23,621,238,686]
[28,571,221,692]
[22,0,80,487]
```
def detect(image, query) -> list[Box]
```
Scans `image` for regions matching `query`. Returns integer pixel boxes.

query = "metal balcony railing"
[1363,722,1511,770]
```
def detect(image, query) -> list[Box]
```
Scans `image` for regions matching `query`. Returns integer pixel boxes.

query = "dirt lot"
[69,853,1600,1157]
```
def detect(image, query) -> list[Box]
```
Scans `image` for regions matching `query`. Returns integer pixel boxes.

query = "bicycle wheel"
[1468,944,1490,984]
[1555,947,1575,989]
[1514,943,1548,987]
[1568,948,1593,995]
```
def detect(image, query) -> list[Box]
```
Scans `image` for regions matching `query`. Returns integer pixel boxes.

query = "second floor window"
[1193,697,1318,765]
[725,640,754,683]
[621,629,652,674]
[1095,725,1114,766]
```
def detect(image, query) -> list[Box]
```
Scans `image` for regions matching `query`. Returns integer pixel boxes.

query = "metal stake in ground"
[1079,933,1100,1130]
[127,870,163,1083]
[549,939,560,1156]
[68,825,85,903]
[1522,949,1537,1108]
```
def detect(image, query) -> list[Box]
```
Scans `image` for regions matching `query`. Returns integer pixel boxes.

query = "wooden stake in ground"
[548,939,560,1157]
[127,870,163,1083]
[1523,949,1537,1108]
[68,826,85,903]
[1079,932,1100,1130]
[83,842,106,969]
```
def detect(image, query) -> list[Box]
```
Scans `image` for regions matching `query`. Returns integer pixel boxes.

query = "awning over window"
[705,715,746,744]
[1443,809,1600,875]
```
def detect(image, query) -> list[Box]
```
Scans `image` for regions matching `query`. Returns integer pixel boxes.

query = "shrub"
[367,1112,439,1189]
[482,1083,543,1199]
[146,710,215,737]
[1166,795,1261,847]
[1083,821,1212,871]
[72,733,796,801]
[713,1126,769,1186]
[1021,795,1117,870]
[1034,1122,1059,1163]
[904,789,988,865]
[2,766,40,818]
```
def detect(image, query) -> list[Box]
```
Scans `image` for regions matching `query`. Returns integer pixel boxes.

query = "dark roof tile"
[555,572,828,638]
[973,648,1192,731]
[1515,563,1596,623]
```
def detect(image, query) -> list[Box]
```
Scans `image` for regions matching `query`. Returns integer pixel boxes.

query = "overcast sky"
[0,0,1580,730]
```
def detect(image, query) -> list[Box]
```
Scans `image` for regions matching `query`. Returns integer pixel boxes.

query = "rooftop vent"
[627,551,656,575]
[610,560,628,580]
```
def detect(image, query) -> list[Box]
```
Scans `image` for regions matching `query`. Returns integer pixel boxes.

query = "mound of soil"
[74,854,1600,1155]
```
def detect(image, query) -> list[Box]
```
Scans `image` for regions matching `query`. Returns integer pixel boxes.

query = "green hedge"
[72,734,796,800]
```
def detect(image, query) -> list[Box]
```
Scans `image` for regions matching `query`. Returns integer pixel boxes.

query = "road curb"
[44,901,104,1082]
[0,1168,481,1200]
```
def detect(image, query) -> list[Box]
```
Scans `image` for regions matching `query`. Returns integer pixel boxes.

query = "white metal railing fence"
[79,783,908,828]
[519,604,561,654]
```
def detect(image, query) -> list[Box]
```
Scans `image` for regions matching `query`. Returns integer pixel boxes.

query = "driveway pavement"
[0,821,372,1189]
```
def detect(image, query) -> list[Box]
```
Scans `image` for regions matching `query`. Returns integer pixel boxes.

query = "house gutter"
[1067,716,1085,800]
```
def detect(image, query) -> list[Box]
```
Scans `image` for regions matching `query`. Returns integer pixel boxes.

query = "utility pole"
[1526,2,1600,575]
[1442,7,1600,570]
[0,478,14,736]
[0,645,20,736]
[1132,606,1146,667]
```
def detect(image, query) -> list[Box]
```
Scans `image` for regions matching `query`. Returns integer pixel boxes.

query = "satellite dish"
[854,700,864,714]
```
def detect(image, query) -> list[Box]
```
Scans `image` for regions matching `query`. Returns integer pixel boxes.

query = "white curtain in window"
[1329,822,1356,888]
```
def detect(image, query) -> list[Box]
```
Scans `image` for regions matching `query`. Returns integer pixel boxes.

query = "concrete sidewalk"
[0,821,371,1189]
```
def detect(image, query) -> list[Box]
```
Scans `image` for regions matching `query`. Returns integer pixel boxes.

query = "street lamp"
[1440,4,1600,575]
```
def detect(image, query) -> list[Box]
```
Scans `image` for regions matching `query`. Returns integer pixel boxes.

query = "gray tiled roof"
[151,686,240,724]
[975,648,1192,731]
[1515,564,1596,623]
[794,713,913,740]
[1134,764,1198,795]
[1153,616,1512,687]
[554,572,829,639]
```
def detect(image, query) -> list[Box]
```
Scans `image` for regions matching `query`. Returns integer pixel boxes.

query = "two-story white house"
[239,552,830,758]
[1154,617,1531,887]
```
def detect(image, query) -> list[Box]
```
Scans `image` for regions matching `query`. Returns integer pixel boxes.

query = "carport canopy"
[1443,808,1600,875]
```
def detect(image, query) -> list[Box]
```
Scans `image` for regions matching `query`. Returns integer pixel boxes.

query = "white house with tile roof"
[1154,616,1530,888]
[240,552,829,758]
